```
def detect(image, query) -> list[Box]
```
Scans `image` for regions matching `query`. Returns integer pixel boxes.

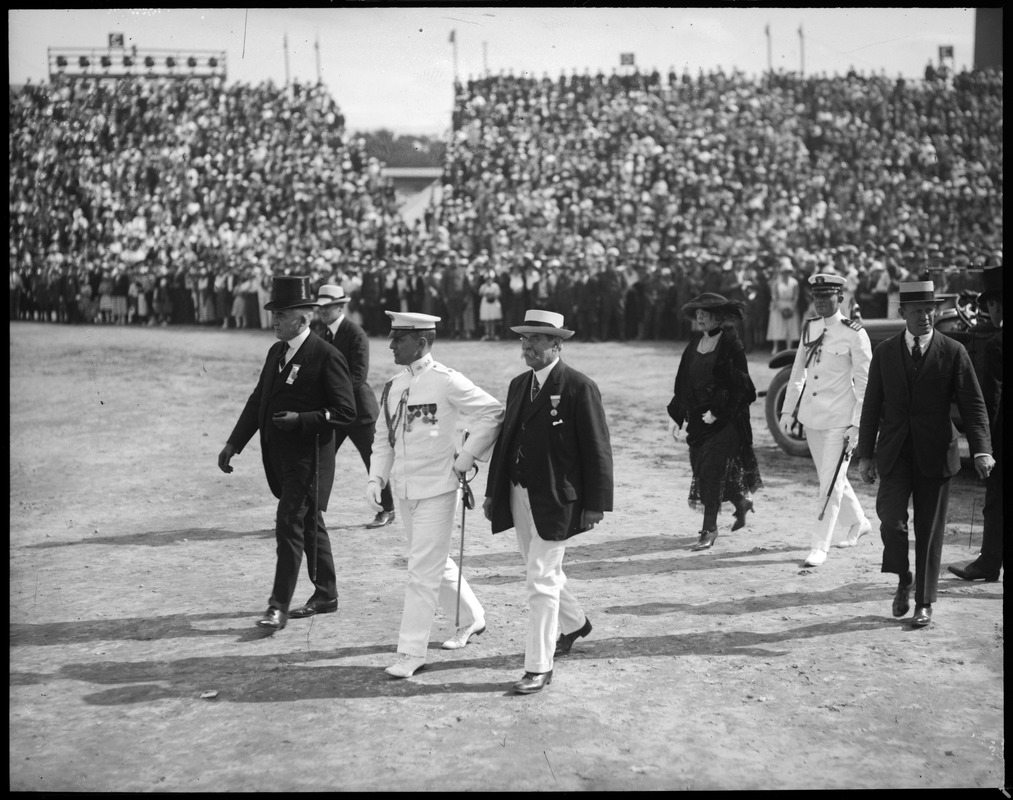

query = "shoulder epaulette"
[842,318,863,331]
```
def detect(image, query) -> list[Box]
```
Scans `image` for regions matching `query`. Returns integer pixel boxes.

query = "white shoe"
[384,654,426,678]
[838,519,872,548]
[804,549,827,567]
[442,620,487,650]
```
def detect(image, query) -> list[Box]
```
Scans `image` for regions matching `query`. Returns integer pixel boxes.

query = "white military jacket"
[370,352,504,500]
[782,311,872,430]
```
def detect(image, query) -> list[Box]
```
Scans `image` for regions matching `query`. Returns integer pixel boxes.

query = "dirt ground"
[9,322,1005,791]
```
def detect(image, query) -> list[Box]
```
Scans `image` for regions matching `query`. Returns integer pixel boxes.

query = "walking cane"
[455,430,476,627]
[307,433,320,583]
[818,440,852,521]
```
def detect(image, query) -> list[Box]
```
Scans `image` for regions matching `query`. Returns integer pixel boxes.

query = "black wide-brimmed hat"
[681,293,745,320]
[263,275,318,310]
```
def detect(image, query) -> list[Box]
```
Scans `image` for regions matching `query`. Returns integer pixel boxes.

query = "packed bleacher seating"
[9,65,1003,347]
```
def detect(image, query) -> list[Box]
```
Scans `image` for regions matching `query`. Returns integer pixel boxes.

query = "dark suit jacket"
[485,360,613,541]
[226,332,357,511]
[858,331,991,478]
[329,316,379,426]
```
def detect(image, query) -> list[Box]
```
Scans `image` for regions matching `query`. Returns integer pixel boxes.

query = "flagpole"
[765,24,772,74]
[283,32,290,89]
[450,29,458,82]
[482,40,488,75]
[314,34,321,84]
[798,24,805,76]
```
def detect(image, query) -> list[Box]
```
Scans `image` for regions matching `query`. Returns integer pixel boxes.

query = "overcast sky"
[9,7,978,136]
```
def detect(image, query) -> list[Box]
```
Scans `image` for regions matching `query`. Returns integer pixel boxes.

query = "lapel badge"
[286,363,300,385]
[550,395,561,416]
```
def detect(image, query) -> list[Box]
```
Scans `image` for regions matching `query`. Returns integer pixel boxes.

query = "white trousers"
[396,490,484,658]
[806,426,869,551]
[510,485,585,674]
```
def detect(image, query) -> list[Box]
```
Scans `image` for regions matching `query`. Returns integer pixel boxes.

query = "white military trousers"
[806,426,869,552]
[396,489,484,658]
[510,484,585,674]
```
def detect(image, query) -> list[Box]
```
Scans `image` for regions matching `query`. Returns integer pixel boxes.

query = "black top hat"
[978,265,1002,305]
[263,275,317,310]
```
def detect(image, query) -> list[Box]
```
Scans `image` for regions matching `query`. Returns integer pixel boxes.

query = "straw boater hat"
[263,275,317,310]
[898,280,944,304]
[681,292,745,320]
[315,284,351,307]
[510,309,575,339]
[385,311,440,338]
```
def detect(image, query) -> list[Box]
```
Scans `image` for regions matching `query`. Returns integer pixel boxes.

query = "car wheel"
[765,366,810,457]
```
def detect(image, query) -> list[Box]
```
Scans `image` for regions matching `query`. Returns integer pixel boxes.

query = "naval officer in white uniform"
[780,273,873,567]
[367,312,505,678]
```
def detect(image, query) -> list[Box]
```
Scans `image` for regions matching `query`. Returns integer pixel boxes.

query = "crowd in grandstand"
[9,64,1002,347]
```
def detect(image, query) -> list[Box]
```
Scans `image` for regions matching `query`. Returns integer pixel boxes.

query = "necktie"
[325,328,334,345]
[530,373,540,401]
[911,338,922,364]
[278,343,290,372]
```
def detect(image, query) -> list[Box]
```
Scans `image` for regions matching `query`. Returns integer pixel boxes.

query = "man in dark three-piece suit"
[218,275,357,631]
[484,309,614,694]
[858,280,994,629]
[313,283,396,531]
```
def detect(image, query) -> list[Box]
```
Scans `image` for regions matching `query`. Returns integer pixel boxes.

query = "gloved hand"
[272,411,300,431]
[844,425,860,454]
[218,443,237,474]
[365,479,384,510]
[974,453,996,480]
[453,451,476,477]
[702,410,717,425]
[779,414,794,435]
[667,418,684,443]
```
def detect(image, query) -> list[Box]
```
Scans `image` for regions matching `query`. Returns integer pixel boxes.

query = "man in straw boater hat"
[780,272,874,567]
[367,311,504,678]
[949,260,1004,583]
[312,284,397,533]
[858,279,994,628]
[484,310,614,694]
[218,275,357,631]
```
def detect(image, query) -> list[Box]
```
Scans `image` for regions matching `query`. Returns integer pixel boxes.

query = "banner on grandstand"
[620,52,635,66]
[938,45,954,60]
[109,33,125,49]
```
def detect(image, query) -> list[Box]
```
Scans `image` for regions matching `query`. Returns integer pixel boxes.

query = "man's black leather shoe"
[256,608,287,630]
[289,597,338,618]
[892,573,913,618]
[366,510,396,529]
[512,670,552,694]
[948,562,1000,582]
[554,616,592,657]
[911,605,932,628]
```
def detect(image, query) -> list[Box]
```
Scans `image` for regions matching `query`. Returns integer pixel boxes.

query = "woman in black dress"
[667,293,762,550]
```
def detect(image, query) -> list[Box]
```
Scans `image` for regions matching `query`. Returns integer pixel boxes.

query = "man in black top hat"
[949,262,1004,582]
[218,275,357,630]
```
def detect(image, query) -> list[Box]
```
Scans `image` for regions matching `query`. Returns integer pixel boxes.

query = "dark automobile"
[764,293,995,456]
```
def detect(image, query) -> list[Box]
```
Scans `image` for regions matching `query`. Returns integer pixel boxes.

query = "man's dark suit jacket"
[485,360,613,541]
[857,331,990,476]
[329,316,379,426]
[227,333,357,511]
